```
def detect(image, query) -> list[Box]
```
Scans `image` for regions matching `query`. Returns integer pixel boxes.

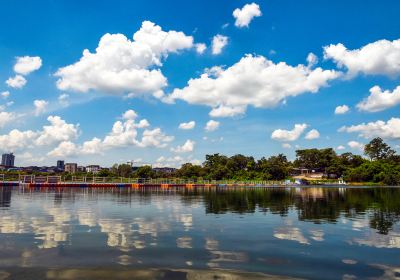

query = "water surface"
[0,186,399,279]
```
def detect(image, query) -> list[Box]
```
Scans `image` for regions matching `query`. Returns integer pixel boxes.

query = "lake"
[0,186,399,279]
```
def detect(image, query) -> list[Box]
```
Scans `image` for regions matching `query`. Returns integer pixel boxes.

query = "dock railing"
[0,173,346,186]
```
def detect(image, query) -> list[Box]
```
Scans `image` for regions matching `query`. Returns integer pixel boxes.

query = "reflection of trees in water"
[201,187,400,235]
[203,188,295,216]
[18,186,400,235]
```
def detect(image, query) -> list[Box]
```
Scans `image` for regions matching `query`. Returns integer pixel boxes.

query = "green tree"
[134,166,154,178]
[294,148,337,172]
[118,164,133,177]
[257,154,290,180]
[364,137,396,161]
[177,163,205,179]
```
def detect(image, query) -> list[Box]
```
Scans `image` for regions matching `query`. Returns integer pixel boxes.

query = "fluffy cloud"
[336,145,346,150]
[339,117,400,140]
[171,139,195,153]
[168,54,340,117]
[335,104,350,114]
[81,138,103,154]
[324,39,400,77]
[122,109,138,120]
[195,43,207,54]
[47,141,78,157]
[357,85,400,112]
[271,124,308,142]
[6,75,27,89]
[211,35,228,55]
[0,109,175,157]
[34,99,49,116]
[178,121,195,130]
[35,116,80,146]
[306,53,318,68]
[103,120,140,147]
[13,56,42,75]
[101,110,159,149]
[0,129,37,151]
[205,120,220,132]
[305,129,320,140]
[233,3,262,28]
[138,128,174,148]
[55,21,195,96]
[0,116,79,152]
[348,141,364,151]
[1,91,10,99]
[0,112,14,128]
[209,105,246,117]
[155,155,185,167]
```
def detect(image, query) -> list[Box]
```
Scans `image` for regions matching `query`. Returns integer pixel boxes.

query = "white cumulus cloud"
[348,141,365,151]
[55,21,195,97]
[178,121,195,130]
[324,39,400,78]
[336,145,346,150]
[195,43,207,54]
[0,129,37,151]
[271,124,308,142]
[305,129,320,140]
[34,99,49,116]
[0,112,16,128]
[122,109,138,120]
[168,54,340,117]
[205,120,220,132]
[14,56,42,75]
[138,128,174,148]
[233,3,262,28]
[211,34,228,55]
[47,141,78,157]
[335,104,350,114]
[81,137,103,155]
[171,139,195,153]
[339,117,400,140]
[35,116,80,146]
[6,75,27,89]
[357,85,400,112]
[0,116,79,152]
[209,105,246,118]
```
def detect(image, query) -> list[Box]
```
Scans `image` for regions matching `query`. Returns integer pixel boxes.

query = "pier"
[0,174,302,188]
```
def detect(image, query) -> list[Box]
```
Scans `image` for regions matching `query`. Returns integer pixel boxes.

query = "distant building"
[1,153,15,168]
[57,160,65,171]
[64,163,78,173]
[86,165,101,174]
[77,166,86,172]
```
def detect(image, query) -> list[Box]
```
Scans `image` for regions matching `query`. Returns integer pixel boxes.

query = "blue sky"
[0,0,399,167]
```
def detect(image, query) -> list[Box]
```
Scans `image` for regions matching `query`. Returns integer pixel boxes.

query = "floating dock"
[0,175,345,188]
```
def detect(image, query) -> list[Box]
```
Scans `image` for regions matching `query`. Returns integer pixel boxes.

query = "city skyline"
[0,0,400,167]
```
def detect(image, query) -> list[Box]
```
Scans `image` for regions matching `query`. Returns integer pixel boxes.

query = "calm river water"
[0,186,399,279]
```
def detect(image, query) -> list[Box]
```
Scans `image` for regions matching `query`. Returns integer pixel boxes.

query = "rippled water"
[0,186,400,279]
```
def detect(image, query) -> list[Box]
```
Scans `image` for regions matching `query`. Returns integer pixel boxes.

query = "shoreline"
[0,181,397,188]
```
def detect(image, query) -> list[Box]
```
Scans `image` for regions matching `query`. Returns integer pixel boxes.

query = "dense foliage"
[102,137,399,185]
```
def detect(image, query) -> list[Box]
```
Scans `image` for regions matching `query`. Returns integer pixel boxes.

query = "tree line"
[5,137,398,185]
[105,137,400,185]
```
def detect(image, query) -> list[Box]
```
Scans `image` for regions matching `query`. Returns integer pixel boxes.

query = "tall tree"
[364,137,396,161]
